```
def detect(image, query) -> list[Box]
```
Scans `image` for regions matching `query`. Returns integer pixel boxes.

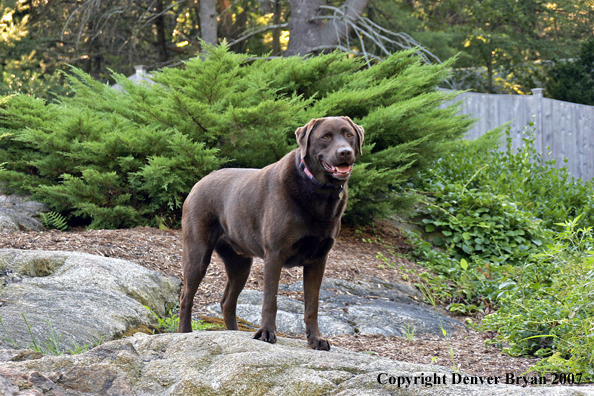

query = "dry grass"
[0,223,540,377]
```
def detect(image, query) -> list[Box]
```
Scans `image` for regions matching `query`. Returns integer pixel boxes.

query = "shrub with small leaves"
[408,122,593,303]
[416,124,594,231]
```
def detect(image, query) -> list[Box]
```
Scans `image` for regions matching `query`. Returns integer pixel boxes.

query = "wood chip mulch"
[0,223,540,378]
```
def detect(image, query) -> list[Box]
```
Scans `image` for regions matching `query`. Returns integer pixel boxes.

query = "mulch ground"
[0,223,541,378]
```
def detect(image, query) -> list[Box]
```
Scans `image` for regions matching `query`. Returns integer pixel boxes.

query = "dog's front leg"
[303,259,331,350]
[253,253,284,344]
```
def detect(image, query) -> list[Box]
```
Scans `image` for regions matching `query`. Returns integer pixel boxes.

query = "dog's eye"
[346,132,354,138]
[321,135,331,140]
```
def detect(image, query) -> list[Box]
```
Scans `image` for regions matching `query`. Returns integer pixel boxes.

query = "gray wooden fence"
[442,88,594,181]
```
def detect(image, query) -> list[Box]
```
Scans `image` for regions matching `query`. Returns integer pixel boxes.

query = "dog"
[178,116,364,350]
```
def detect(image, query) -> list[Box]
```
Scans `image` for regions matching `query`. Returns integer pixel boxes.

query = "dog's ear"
[341,116,365,156]
[295,118,323,159]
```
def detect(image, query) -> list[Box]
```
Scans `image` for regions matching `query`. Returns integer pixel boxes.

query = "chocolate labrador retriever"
[178,116,364,350]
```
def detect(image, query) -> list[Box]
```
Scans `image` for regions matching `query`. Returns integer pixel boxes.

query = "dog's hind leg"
[215,239,253,330]
[178,217,220,333]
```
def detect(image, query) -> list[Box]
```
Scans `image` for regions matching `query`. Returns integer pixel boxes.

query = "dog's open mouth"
[321,160,352,179]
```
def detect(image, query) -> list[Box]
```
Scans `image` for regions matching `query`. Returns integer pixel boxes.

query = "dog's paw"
[308,336,331,351]
[253,328,277,344]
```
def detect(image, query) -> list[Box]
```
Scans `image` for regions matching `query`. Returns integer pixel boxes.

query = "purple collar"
[299,155,341,190]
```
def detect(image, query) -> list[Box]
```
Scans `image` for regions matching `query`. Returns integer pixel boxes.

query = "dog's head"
[295,117,365,183]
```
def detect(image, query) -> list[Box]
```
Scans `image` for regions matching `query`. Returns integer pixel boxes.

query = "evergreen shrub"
[0,43,471,228]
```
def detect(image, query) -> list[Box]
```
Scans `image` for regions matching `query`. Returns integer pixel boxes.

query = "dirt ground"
[0,223,541,378]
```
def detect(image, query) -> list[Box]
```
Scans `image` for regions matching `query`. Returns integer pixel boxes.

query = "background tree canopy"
[546,38,594,106]
[2,0,594,99]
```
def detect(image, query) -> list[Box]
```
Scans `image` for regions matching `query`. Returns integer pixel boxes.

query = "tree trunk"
[200,0,218,45]
[217,0,233,41]
[284,0,325,56]
[319,0,369,44]
[155,0,168,62]
[272,0,283,55]
[284,0,370,56]
[230,7,248,52]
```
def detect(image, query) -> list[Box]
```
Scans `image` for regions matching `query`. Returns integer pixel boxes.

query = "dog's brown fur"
[178,116,364,350]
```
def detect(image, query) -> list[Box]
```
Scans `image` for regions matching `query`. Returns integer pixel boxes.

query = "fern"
[39,212,68,231]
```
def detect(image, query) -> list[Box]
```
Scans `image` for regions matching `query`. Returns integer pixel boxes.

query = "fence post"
[532,88,544,152]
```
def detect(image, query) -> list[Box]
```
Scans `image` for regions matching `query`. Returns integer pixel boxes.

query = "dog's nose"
[337,147,353,160]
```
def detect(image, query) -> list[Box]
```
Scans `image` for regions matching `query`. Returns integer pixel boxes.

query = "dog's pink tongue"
[335,165,352,173]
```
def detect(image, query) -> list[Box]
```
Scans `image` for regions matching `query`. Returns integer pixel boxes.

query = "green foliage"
[408,121,594,377]
[0,51,71,101]
[546,38,594,106]
[369,0,458,64]
[408,123,594,305]
[480,217,594,380]
[416,124,594,231]
[408,126,581,303]
[419,188,547,265]
[145,305,220,332]
[0,44,471,228]
[403,323,416,341]
[39,211,68,231]
[0,3,71,101]
[396,0,592,93]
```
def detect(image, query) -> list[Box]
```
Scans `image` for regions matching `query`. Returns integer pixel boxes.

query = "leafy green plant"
[39,211,68,231]
[416,124,594,231]
[480,216,594,380]
[419,188,549,265]
[376,251,397,270]
[403,323,416,341]
[407,122,594,307]
[401,110,594,377]
[546,38,594,106]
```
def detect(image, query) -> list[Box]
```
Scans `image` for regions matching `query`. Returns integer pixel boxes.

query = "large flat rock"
[207,278,462,338]
[0,249,181,352]
[0,331,590,395]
